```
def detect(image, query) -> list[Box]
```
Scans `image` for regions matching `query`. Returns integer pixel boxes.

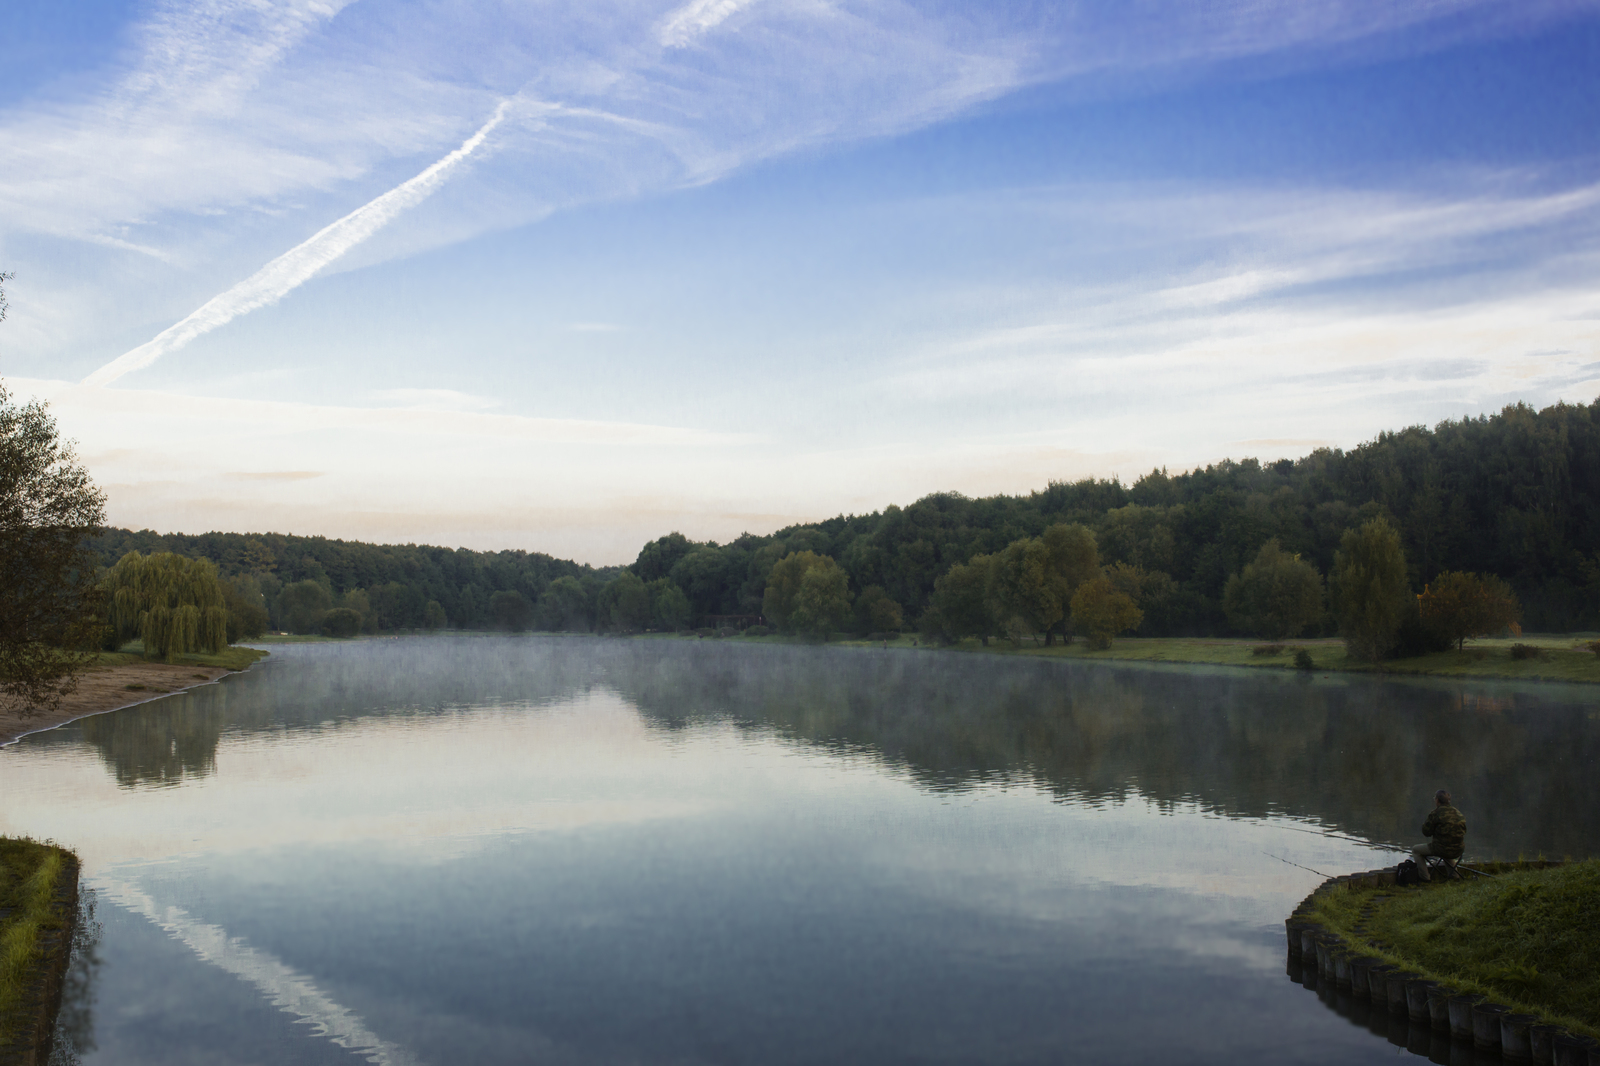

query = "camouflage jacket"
[1422,804,1467,858]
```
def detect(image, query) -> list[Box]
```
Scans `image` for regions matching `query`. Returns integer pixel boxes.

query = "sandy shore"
[0,663,239,747]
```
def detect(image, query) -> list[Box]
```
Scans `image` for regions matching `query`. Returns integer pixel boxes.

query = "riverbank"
[0,646,268,747]
[0,839,78,1064]
[1300,859,1600,1038]
[823,632,1600,684]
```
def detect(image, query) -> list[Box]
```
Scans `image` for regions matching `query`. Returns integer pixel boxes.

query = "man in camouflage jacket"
[1412,788,1466,881]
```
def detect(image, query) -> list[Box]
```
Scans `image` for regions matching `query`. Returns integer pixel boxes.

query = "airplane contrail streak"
[84,100,511,387]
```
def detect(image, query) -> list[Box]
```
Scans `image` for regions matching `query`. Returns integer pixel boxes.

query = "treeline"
[608,399,1600,637]
[90,398,1600,638]
[86,529,619,638]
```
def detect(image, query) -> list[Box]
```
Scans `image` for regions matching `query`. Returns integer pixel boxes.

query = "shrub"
[321,608,362,638]
[1585,640,1600,657]
[1293,649,1314,670]
[1509,643,1544,660]
[1251,644,1286,657]
[743,625,768,637]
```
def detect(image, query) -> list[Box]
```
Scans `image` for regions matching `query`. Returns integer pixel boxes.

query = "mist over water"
[2,636,1595,1064]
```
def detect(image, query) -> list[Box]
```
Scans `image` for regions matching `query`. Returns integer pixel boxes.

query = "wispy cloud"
[8,0,1568,363]
[659,0,762,48]
[84,101,512,387]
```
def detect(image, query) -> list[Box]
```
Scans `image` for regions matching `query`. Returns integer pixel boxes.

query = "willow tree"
[105,552,228,660]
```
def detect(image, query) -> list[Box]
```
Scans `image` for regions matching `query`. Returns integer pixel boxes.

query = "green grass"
[823,632,1600,683]
[1306,860,1600,1036]
[90,644,269,671]
[0,839,72,1047]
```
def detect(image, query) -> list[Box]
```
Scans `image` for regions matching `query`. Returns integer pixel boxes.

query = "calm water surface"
[2,636,1597,1065]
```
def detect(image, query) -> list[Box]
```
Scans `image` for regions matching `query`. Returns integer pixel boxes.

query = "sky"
[1,0,1597,564]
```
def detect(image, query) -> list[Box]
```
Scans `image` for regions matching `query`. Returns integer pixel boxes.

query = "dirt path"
[0,663,238,747]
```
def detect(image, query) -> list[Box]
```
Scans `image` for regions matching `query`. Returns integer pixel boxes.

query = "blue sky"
[2,0,1597,562]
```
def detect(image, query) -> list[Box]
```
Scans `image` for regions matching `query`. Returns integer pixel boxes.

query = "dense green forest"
[89,398,1600,637]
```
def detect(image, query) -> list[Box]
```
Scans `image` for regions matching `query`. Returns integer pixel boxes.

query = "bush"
[1389,596,1453,659]
[1223,540,1325,640]
[1251,644,1286,657]
[1293,648,1314,670]
[1509,643,1544,660]
[321,608,362,638]
[1584,640,1600,657]
[743,625,768,637]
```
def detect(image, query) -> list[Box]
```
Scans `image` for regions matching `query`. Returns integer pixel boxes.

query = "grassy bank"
[0,839,76,1050]
[91,644,269,671]
[822,632,1600,684]
[1305,860,1600,1037]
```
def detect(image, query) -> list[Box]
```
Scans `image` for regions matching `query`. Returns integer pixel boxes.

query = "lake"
[2,636,1596,1065]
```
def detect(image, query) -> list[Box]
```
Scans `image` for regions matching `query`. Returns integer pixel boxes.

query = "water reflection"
[79,692,226,788]
[594,639,1599,857]
[1286,953,1501,1066]
[4,636,1595,1066]
[48,637,1600,856]
[50,887,101,1066]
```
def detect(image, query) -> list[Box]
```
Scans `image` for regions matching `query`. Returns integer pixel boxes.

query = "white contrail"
[84,100,511,388]
[98,877,417,1066]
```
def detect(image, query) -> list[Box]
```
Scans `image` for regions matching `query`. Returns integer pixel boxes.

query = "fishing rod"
[1264,821,1409,851]
[1263,822,1497,877]
[1263,852,1334,878]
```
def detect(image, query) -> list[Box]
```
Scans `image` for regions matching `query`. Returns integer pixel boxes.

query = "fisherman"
[1412,788,1466,881]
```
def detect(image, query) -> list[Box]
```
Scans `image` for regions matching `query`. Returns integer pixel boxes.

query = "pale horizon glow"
[1,0,1596,563]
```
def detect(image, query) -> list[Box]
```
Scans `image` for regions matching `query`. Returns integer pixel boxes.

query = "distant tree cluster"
[86,527,615,639]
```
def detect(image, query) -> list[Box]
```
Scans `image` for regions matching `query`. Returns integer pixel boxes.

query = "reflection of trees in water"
[591,641,1600,859]
[64,636,1600,857]
[80,691,226,788]
[49,886,101,1066]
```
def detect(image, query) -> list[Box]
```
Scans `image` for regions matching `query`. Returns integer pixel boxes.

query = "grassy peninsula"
[0,839,77,1052]
[1304,860,1600,1037]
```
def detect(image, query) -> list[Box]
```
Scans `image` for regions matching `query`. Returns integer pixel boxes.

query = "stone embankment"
[1285,861,1596,1066]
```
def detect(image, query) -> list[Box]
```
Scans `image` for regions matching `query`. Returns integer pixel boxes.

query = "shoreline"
[0,659,260,748]
[1290,859,1600,1043]
[641,630,1600,686]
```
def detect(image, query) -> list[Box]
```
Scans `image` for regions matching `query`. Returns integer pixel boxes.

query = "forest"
[86,398,1600,640]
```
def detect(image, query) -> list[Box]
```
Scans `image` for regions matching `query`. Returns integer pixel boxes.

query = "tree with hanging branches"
[104,552,228,660]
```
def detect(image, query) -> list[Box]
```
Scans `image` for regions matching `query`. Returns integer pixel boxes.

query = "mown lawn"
[1306,860,1600,1036]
